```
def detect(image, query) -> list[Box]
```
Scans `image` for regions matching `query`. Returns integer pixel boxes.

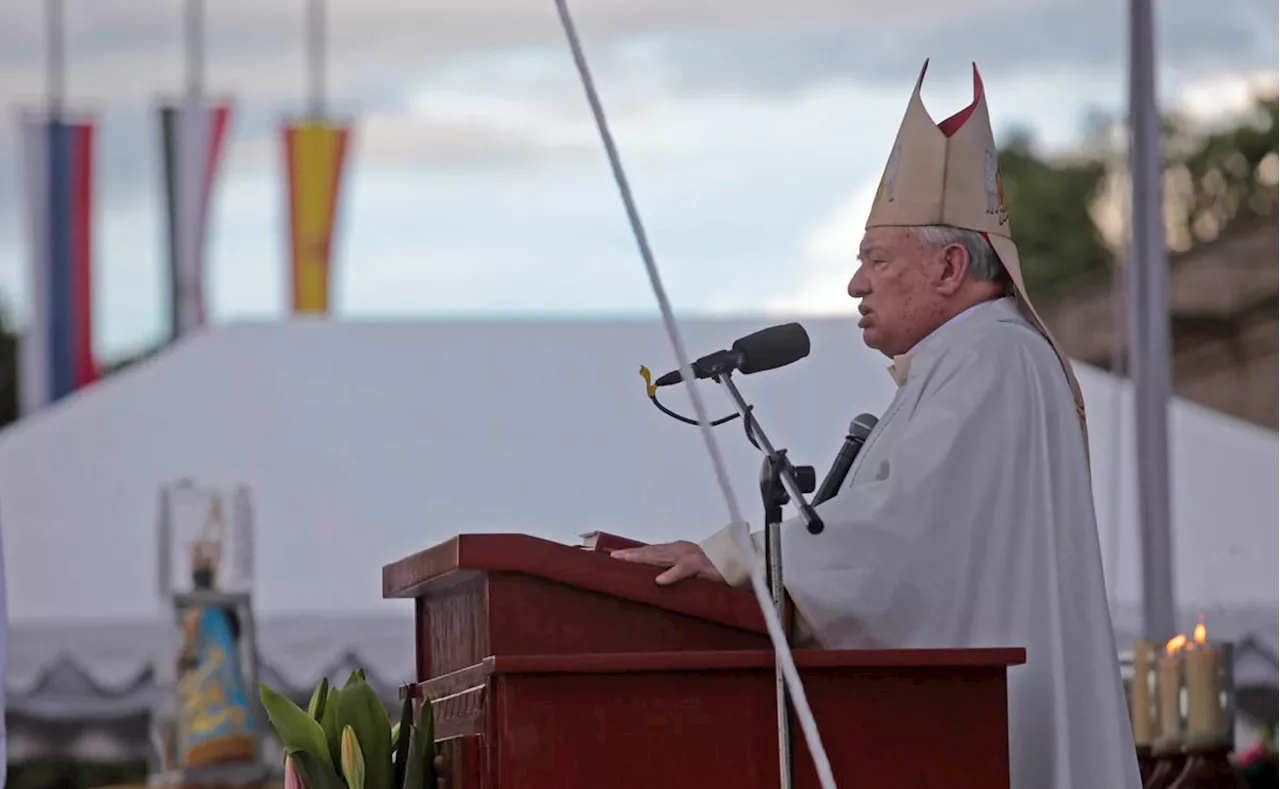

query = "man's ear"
[936,243,970,295]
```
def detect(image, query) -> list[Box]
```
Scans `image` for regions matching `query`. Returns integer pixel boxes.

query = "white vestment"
[700,297,1141,789]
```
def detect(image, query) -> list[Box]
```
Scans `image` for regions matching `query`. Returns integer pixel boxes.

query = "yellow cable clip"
[638,365,657,398]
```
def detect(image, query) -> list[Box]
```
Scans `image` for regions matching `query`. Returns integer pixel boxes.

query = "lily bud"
[284,755,306,789]
[341,725,366,789]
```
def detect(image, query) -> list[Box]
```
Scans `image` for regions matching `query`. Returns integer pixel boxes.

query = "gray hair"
[911,225,1009,285]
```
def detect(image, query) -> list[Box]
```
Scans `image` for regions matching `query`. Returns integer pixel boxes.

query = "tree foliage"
[998,129,1115,299]
[999,89,1278,302]
[0,303,19,429]
[1162,94,1278,250]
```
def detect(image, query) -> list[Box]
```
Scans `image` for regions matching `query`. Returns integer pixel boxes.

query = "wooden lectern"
[383,533,1025,788]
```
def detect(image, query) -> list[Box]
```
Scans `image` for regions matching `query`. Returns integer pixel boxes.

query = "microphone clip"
[653,348,743,388]
[717,370,825,537]
[759,449,817,529]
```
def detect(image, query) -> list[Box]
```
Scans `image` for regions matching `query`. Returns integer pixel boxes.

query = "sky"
[0,0,1275,360]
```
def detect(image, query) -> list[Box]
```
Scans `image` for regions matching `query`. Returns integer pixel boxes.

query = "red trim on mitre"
[937,63,984,137]
[979,231,998,257]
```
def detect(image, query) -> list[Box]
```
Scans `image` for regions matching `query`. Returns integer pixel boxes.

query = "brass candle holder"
[1171,631,1242,789]
[1139,618,1244,789]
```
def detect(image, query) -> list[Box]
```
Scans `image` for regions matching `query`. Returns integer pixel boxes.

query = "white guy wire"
[550,2,838,787]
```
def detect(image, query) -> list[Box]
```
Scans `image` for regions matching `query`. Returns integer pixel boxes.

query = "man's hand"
[610,541,724,586]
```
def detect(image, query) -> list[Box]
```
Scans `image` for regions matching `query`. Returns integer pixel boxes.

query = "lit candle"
[1184,644,1221,739]
[1131,642,1154,745]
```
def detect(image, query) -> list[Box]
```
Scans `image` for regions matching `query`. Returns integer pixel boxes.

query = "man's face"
[847,226,947,358]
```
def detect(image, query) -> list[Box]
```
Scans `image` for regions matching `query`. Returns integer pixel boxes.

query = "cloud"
[1174,71,1280,127]
[761,178,880,315]
[178,82,890,331]
[0,0,1274,355]
[5,0,1271,116]
[0,0,1069,76]
[1,0,1273,182]
[766,67,1280,317]
[628,0,1275,102]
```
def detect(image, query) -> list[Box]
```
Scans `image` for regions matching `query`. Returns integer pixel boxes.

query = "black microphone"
[811,413,878,506]
[653,323,810,386]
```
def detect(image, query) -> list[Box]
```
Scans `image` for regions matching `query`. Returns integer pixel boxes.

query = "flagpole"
[185,0,204,99]
[1127,0,1176,642]
[307,0,327,120]
[46,0,65,118]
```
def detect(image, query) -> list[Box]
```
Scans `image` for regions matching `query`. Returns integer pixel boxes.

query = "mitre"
[866,60,1087,432]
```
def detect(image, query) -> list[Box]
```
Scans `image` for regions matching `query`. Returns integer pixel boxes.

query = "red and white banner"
[159,98,232,339]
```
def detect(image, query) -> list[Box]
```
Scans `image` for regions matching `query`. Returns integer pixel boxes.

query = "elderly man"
[612,61,1141,789]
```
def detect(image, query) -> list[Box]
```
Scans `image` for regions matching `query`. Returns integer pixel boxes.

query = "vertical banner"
[284,120,350,314]
[18,112,98,415]
[160,99,231,340]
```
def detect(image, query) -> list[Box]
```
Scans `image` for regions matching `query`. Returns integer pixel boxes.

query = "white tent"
[0,318,907,625]
[2,318,1275,758]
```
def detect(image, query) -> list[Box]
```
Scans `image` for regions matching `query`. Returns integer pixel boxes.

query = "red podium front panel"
[415,649,1022,789]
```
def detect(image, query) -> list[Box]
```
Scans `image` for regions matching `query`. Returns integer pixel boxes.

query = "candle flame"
[1163,615,1209,654]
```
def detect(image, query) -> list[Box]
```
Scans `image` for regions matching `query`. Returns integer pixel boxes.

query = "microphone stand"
[715,369,820,789]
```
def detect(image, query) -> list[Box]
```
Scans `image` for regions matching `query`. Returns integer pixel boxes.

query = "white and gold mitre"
[866,60,1087,432]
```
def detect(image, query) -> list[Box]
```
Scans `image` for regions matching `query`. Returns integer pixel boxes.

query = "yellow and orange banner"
[284,121,350,314]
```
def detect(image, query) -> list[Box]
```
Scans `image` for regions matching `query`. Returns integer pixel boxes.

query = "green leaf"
[308,678,330,722]
[321,687,343,769]
[292,750,346,789]
[423,699,435,752]
[392,693,413,789]
[420,699,436,785]
[335,676,393,789]
[260,683,331,766]
[401,721,427,789]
